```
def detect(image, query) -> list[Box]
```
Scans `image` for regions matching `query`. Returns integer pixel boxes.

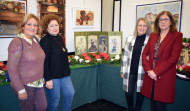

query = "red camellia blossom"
[96,55,101,59]
[85,56,92,61]
[82,52,88,57]
[0,62,5,69]
[92,53,96,57]
[104,54,110,60]
[184,66,190,72]
[100,52,105,56]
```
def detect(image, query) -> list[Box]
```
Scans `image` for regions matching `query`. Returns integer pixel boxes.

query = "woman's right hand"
[18,92,28,100]
[46,80,53,89]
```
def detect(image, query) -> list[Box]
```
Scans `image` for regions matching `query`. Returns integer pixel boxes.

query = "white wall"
[102,0,113,31]
[121,0,190,47]
[66,0,101,52]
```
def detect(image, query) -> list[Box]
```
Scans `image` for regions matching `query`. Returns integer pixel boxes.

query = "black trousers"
[125,74,144,111]
[151,80,166,111]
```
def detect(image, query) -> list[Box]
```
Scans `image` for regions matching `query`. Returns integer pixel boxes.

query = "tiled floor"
[72,99,127,111]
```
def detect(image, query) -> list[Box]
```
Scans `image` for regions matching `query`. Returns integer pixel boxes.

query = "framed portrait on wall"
[73,7,95,28]
[99,35,107,53]
[88,35,98,53]
[0,0,27,38]
[136,0,183,31]
[108,35,121,55]
[75,36,87,55]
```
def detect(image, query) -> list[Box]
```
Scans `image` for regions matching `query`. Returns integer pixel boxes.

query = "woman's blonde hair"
[133,18,152,36]
[17,13,41,35]
[41,14,61,32]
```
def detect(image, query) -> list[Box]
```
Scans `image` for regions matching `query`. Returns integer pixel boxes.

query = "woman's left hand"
[46,80,53,89]
[147,70,157,81]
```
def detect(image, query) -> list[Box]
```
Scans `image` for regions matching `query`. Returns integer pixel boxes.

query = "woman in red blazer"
[141,11,183,111]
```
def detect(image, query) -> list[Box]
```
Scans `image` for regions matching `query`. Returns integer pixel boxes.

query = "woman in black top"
[40,14,74,111]
[120,18,152,111]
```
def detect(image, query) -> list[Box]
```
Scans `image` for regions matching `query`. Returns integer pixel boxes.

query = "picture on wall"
[177,49,189,66]
[88,35,98,53]
[136,0,182,31]
[73,8,95,28]
[75,36,87,55]
[99,35,107,53]
[0,0,26,37]
[108,35,121,55]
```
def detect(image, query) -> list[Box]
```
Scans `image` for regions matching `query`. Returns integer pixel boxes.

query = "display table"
[0,64,190,111]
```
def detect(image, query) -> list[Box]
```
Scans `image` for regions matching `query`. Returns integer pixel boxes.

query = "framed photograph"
[177,49,189,66]
[73,7,95,28]
[88,35,98,53]
[0,0,27,38]
[108,35,121,55]
[75,36,87,55]
[136,0,183,31]
[99,35,107,53]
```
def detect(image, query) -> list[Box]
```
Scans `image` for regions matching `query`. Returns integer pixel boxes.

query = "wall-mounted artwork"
[99,35,107,53]
[75,36,87,55]
[88,35,98,53]
[136,0,183,31]
[177,49,189,66]
[73,8,95,28]
[0,0,27,38]
[108,35,121,55]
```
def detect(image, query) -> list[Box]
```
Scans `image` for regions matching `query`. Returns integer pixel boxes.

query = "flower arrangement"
[0,62,7,75]
[176,37,190,78]
[69,52,121,66]
[0,62,7,83]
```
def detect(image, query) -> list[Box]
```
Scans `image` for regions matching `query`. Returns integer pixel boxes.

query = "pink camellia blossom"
[177,64,181,69]
[185,43,189,47]
[182,65,186,68]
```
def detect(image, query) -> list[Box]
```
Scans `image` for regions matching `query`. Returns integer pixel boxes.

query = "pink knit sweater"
[7,37,45,92]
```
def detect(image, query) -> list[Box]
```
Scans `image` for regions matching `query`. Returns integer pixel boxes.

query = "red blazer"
[141,31,183,103]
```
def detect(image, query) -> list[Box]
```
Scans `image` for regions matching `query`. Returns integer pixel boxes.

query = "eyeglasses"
[159,18,170,22]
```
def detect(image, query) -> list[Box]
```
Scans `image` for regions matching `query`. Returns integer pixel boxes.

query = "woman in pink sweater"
[7,14,47,111]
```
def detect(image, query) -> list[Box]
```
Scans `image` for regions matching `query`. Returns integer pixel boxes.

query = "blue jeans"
[46,76,75,111]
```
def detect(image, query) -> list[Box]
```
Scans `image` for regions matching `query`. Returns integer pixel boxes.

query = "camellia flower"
[184,66,190,72]
[115,55,120,60]
[111,59,114,61]
[100,52,105,56]
[85,60,90,63]
[84,56,91,61]
[96,55,101,59]
[79,59,84,62]
[185,43,189,47]
[92,53,96,57]
[74,56,80,60]
[182,65,186,68]
[97,59,101,61]
[104,54,110,60]
[82,52,88,56]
